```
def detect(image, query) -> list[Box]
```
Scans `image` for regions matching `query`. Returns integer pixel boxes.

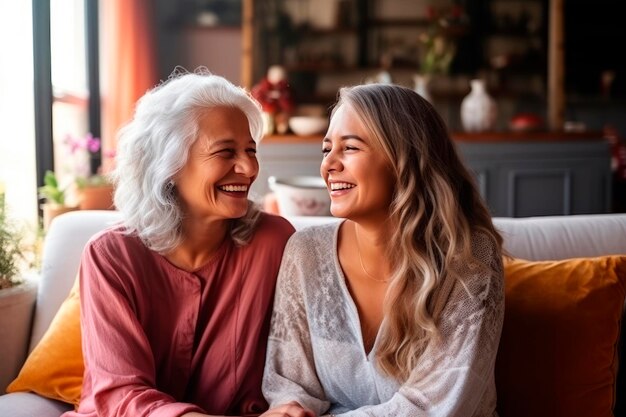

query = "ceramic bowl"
[288,116,328,136]
[268,176,331,216]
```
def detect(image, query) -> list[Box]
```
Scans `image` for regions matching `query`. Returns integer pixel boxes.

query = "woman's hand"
[259,401,316,417]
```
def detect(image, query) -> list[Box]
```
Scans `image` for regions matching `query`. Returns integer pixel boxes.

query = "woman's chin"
[329,205,348,219]
[229,208,249,219]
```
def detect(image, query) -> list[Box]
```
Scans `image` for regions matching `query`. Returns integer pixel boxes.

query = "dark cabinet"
[459,140,612,217]
[253,135,612,218]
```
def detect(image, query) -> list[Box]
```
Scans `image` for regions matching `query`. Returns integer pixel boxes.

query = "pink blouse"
[63,214,294,417]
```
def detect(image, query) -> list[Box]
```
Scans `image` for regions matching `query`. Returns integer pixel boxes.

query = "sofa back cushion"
[496,256,626,417]
[30,210,121,350]
[493,214,626,260]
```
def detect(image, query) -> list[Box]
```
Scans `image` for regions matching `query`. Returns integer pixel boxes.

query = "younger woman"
[263,84,504,417]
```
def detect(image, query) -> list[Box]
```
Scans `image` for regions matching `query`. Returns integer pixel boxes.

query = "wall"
[154,0,242,84]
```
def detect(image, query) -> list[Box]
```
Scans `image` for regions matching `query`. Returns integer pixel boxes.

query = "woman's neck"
[165,218,230,272]
[350,220,392,279]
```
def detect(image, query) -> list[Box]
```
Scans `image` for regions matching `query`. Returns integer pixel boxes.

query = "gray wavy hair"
[112,69,264,253]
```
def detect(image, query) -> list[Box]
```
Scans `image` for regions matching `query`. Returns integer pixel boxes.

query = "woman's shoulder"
[86,224,145,259]
[283,221,340,255]
[469,228,502,266]
[254,212,296,243]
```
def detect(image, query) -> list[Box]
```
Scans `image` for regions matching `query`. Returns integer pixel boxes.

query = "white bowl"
[288,116,328,136]
[268,176,331,216]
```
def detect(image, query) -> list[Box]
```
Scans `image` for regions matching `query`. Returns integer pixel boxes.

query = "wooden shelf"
[263,131,606,144]
[262,134,324,144]
[366,18,430,27]
[294,27,359,35]
[452,130,605,142]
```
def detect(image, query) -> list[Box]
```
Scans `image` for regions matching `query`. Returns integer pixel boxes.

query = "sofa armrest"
[0,392,72,417]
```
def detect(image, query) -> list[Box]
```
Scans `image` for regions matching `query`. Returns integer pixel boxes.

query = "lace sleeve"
[334,234,504,417]
[262,234,331,415]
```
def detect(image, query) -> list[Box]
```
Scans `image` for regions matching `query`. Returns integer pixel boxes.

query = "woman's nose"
[234,153,259,177]
[321,149,341,174]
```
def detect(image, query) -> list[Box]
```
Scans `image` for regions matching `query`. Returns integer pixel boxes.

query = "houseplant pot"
[0,198,37,392]
[78,183,115,210]
[41,203,78,231]
[0,277,37,392]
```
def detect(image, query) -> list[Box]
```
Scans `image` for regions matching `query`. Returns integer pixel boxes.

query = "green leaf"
[38,171,66,205]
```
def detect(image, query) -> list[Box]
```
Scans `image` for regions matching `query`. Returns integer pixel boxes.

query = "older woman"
[263,84,504,417]
[63,71,294,417]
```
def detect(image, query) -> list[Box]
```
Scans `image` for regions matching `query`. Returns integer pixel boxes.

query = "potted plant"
[64,133,115,210]
[38,170,78,231]
[0,195,37,392]
[76,174,115,210]
[413,4,461,102]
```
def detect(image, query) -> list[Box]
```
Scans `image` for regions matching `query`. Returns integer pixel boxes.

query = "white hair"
[112,70,264,253]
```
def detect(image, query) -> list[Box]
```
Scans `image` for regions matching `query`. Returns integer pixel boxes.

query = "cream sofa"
[1,210,625,417]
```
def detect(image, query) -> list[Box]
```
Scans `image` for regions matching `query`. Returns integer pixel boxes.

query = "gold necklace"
[354,225,390,283]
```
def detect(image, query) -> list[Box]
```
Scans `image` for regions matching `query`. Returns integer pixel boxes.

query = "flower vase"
[460,79,497,132]
[413,74,432,102]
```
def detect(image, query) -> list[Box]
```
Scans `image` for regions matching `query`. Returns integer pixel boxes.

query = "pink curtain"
[101,0,158,172]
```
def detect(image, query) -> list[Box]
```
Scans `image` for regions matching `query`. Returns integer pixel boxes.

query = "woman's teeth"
[330,182,355,191]
[219,185,248,192]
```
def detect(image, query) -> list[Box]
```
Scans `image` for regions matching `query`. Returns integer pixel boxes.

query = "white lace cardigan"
[263,221,504,417]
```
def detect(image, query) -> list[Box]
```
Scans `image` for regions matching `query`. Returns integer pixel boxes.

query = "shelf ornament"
[251,65,296,135]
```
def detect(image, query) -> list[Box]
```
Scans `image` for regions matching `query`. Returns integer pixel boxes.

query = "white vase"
[460,79,497,132]
[413,74,432,102]
[262,111,275,136]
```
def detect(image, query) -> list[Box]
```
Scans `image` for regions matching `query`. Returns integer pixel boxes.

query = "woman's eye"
[322,148,331,156]
[246,148,257,155]
[216,149,235,157]
[345,146,358,151]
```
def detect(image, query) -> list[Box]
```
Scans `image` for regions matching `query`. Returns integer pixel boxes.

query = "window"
[0,1,37,225]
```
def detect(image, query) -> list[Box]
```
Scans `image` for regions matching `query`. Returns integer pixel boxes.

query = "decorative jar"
[460,79,497,132]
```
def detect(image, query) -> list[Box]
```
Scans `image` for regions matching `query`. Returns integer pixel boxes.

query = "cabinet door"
[498,158,611,217]
[459,140,612,218]
[464,160,498,215]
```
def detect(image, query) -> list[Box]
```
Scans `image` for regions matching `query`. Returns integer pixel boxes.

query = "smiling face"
[320,104,395,222]
[174,106,258,223]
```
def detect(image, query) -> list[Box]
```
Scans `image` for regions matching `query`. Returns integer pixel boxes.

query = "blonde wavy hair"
[335,84,502,381]
[113,69,263,253]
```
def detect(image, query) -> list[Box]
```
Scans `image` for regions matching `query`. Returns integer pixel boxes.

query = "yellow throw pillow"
[496,256,626,417]
[7,278,83,405]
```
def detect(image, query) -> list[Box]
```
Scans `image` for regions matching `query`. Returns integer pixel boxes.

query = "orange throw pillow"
[7,278,83,405]
[497,256,626,417]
